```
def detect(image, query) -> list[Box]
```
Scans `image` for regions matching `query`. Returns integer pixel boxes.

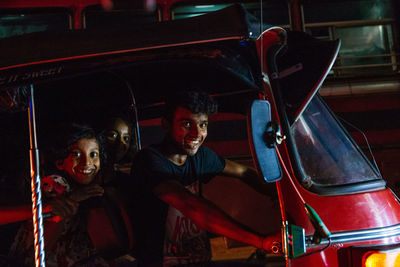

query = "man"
[130,91,280,266]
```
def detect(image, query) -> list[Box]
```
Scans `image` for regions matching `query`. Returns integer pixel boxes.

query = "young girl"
[100,115,134,185]
[9,123,108,267]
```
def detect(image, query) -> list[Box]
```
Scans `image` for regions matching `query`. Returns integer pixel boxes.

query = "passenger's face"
[57,138,100,184]
[104,118,131,162]
[167,107,208,156]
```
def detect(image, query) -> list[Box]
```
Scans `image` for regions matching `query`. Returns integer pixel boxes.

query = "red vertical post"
[71,6,84,29]
[288,0,304,32]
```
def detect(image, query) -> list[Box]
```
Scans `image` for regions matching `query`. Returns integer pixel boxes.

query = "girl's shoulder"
[42,174,71,197]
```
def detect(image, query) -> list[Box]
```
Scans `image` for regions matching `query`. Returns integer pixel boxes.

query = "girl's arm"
[0,198,77,225]
[0,205,34,225]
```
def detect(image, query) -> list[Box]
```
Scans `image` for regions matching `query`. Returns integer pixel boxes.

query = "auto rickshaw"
[1,4,399,267]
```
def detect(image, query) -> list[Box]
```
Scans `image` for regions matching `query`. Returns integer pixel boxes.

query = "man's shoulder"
[134,144,164,161]
[192,146,226,175]
[132,145,170,171]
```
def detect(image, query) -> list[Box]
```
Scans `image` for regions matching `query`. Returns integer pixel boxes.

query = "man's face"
[57,137,101,184]
[167,106,208,156]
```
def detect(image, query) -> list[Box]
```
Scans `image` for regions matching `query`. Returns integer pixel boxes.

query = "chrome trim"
[305,18,394,28]
[306,223,400,247]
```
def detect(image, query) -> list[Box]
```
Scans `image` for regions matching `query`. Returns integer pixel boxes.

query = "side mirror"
[248,100,282,182]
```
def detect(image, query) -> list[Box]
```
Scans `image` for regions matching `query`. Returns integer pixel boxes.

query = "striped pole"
[28,84,46,267]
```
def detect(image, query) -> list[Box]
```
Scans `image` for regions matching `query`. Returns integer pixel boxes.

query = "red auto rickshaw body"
[0,4,399,267]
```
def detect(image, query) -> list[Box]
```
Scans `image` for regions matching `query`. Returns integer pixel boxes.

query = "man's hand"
[68,184,104,202]
[261,232,283,255]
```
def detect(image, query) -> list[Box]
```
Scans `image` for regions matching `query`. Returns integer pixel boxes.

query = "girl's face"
[57,137,101,184]
[104,118,131,163]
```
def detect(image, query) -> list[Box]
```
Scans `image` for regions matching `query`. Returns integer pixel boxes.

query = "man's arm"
[221,159,276,196]
[153,179,280,252]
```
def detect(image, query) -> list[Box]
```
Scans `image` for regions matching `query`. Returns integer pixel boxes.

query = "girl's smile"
[57,137,100,184]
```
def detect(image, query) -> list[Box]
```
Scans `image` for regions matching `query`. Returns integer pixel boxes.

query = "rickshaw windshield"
[291,96,380,186]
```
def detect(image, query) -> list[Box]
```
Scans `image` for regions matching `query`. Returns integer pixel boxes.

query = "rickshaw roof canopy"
[0,4,263,88]
[0,4,250,68]
[0,4,267,117]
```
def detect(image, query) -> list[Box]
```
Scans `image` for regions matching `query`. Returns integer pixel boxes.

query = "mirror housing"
[248,100,282,182]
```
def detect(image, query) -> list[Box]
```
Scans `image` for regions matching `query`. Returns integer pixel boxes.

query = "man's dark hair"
[163,90,218,122]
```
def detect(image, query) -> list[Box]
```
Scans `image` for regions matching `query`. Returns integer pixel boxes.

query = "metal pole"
[28,84,46,267]
[126,81,142,152]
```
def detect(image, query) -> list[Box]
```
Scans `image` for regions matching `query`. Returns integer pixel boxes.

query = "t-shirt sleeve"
[197,146,226,183]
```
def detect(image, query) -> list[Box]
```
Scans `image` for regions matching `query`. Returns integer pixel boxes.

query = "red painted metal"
[304,188,400,233]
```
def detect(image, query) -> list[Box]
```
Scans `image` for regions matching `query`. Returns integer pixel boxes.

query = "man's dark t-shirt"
[128,144,225,266]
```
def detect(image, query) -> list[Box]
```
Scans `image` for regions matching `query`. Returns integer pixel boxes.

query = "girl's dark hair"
[163,90,218,122]
[43,123,105,171]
